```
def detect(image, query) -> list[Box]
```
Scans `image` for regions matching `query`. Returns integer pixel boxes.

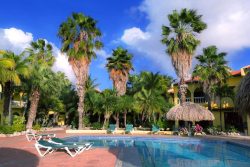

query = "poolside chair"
[152,125,160,134]
[35,140,87,157]
[49,137,93,150]
[107,124,117,134]
[125,124,134,134]
[26,131,56,141]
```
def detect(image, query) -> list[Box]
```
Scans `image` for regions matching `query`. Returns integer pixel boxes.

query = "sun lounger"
[152,125,160,134]
[49,137,93,150]
[35,140,87,157]
[26,131,56,141]
[107,124,117,134]
[125,124,134,134]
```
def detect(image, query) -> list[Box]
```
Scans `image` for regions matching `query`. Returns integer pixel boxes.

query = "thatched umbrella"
[167,102,215,121]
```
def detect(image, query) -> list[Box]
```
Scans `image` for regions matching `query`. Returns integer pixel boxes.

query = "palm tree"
[58,12,103,129]
[116,95,134,127]
[100,89,117,128]
[1,51,30,125]
[134,88,166,124]
[161,9,207,105]
[106,47,133,127]
[0,51,15,84]
[193,46,230,110]
[25,39,55,129]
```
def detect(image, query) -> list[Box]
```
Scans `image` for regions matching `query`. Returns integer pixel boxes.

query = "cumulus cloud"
[0,27,33,54]
[0,27,75,83]
[121,27,150,45]
[121,0,250,75]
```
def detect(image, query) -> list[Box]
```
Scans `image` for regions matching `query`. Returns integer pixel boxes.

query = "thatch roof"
[166,102,215,121]
[235,72,250,114]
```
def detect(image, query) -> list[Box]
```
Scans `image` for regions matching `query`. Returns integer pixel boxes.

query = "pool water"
[65,136,250,167]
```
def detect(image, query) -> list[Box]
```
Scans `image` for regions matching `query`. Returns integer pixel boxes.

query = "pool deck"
[1,130,250,167]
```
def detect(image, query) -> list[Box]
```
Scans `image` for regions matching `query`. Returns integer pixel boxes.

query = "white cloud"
[121,27,150,45]
[95,49,111,69]
[0,27,76,83]
[0,27,33,54]
[51,46,76,83]
[121,0,250,76]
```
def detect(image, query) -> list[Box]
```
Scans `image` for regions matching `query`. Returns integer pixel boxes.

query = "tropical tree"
[116,95,134,126]
[1,51,30,125]
[58,12,103,129]
[0,51,15,84]
[134,88,167,124]
[161,9,207,105]
[193,46,230,110]
[25,39,55,129]
[106,47,133,127]
[100,89,117,128]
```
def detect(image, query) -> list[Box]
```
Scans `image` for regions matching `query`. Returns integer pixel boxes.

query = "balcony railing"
[11,100,27,108]
[177,97,207,104]
[194,97,207,104]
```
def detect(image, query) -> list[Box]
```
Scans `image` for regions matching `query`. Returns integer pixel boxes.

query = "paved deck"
[0,131,118,167]
[1,130,250,167]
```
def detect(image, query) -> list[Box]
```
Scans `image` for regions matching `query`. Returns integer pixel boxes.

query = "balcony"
[11,100,27,108]
[194,97,207,104]
[177,97,207,104]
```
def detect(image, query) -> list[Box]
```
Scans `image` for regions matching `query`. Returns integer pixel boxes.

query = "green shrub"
[0,125,15,134]
[33,123,41,131]
[156,119,167,129]
[227,126,238,133]
[12,116,26,132]
[83,116,90,127]
[91,122,102,130]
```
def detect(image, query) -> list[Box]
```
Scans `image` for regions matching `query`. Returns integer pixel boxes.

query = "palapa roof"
[166,102,215,121]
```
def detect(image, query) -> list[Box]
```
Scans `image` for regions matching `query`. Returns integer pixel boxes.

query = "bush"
[0,125,15,134]
[12,116,26,132]
[91,122,102,130]
[33,123,41,131]
[83,116,90,127]
[227,126,238,133]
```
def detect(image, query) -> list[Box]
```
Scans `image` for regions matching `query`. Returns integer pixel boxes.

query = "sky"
[0,0,249,90]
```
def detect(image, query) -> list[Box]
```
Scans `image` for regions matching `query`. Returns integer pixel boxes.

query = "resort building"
[169,65,250,135]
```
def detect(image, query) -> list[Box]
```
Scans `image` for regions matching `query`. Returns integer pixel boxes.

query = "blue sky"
[0,0,250,90]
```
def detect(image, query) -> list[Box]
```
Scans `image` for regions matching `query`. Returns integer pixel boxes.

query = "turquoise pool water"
[65,136,250,167]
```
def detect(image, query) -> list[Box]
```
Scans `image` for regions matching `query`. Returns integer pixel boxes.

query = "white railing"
[194,97,207,104]
[177,97,191,104]
[11,100,27,108]
[177,97,207,104]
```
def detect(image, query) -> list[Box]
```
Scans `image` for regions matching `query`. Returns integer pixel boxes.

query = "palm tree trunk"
[124,111,127,127]
[3,81,13,125]
[179,78,187,105]
[70,58,89,130]
[98,114,101,123]
[26,88,40,130]
[103,113,110,129]
[207,94,212,111]
[77,84,85,129]
[113,113,120,128]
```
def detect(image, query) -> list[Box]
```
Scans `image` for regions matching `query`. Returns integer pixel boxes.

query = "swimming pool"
[65,136,250,167]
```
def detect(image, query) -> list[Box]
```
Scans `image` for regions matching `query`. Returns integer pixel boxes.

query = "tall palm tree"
[58,12,103,129]
[193,46,230,110]
[25,39,55,129]
[161,9,207,105]
[1,51,30,125]
[106,47,133,127]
